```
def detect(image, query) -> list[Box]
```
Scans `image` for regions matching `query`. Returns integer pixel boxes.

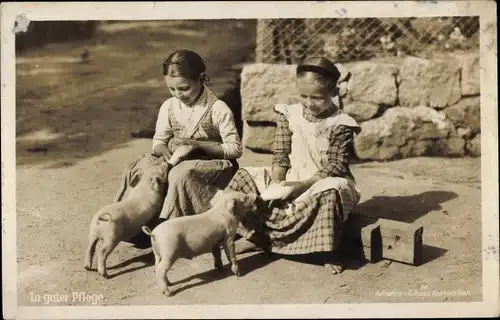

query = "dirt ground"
[15,21,482,306]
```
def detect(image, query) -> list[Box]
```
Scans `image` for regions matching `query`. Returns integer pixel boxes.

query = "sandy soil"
[15,21,482,306]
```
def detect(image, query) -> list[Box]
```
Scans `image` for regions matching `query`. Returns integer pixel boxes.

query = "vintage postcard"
[2,1,498,319]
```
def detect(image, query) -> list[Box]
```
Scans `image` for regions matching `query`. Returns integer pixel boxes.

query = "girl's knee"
[233,168,247,175]
[312,189,340,202]
[168,162,196,185]
[233,168,252,180]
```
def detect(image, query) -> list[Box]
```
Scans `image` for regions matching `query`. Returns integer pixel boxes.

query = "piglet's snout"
[209,191,259,218]
[157,166,169,183]
[233,193,258,217]
[242,193,258,209]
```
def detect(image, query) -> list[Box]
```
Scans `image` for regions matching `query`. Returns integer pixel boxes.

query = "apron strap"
[183,89,218,139]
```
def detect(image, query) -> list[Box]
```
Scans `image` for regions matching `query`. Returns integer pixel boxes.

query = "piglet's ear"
[149,176,160,192]
[248,193,258,202]
[225,198,236,212]
[130,169,144,187]
[158,166,168,181]
[243,193,258,212]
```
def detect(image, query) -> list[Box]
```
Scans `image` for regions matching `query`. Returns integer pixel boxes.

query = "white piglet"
[142,190,258,296]
[84,162,170,278]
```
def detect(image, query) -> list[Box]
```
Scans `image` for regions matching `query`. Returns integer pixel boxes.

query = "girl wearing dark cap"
[225,57,361,274]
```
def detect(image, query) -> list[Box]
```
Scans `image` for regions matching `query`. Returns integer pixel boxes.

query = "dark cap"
[296,57,341,83]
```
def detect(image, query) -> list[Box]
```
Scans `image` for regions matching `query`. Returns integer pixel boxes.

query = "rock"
[410,106,456,140]
[399,57,461,109]
[346,62,398,105]
[343,100,381,122]
[442,137,466,156]
[409,140,434,157]
[354,107,415,160]
[242,122,276,153]
[241,64,297,122]
[466,133,481,156]
[354,106,455,160]
[443,97,481,138]
[410,137,465,158]
[240,63,350,123]
[455,52,480,96]
[456,127,472,138]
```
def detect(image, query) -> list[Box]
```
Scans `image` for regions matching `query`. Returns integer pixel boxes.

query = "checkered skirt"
[225,168,344,255]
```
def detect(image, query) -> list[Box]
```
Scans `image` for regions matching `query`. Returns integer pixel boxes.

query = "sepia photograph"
[2,1,498,319]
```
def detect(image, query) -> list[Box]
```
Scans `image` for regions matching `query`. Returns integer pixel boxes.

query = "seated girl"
[153,49,243,221]
[224,56,361,274]
[116,49,242,242]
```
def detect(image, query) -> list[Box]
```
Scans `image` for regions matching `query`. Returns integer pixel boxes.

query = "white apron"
[244,102,361,221]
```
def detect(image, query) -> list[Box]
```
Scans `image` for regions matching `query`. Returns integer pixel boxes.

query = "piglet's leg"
[155,254,175,296]
[222,236,240,277]
[212,243,223,271]
[97,239,119,278]
[84,233,98,271]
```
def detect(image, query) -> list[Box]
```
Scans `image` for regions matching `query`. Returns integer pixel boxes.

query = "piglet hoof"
[83,264,92,271]
[231,264,240,277]
[99,271,109,279]
[162,289,173,297]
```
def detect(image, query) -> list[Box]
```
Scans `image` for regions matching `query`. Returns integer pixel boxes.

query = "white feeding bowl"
[260,183,294,201]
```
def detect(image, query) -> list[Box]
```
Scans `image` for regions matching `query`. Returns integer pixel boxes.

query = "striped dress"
[153,86,242,220]
[225,101,361,254]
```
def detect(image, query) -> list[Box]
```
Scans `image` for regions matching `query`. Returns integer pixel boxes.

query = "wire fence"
[255,17,479,64]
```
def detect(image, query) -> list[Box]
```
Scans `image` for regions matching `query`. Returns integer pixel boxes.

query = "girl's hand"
[168,138,200,153]
[278,181,307,201]
[169,144,197,166]
[175,138,200,147]
[260,182,294,201]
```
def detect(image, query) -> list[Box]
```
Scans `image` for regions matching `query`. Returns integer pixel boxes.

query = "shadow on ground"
[164,252,278,296]
[334,190,457,268]
[421,244,448,265]
[111,190,457,278]
[277,251,366,273]
[105,251,155,279]
[354,190,459,223]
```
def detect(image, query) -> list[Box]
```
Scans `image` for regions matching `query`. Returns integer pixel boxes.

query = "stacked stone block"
[241,51,481,160]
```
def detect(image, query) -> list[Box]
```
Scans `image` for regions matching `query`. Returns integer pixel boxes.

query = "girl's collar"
[302,97,341,122]
[181,85,206,108]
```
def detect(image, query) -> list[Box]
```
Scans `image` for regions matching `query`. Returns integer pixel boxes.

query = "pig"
[142,190,258,296]
[84,162,170,278]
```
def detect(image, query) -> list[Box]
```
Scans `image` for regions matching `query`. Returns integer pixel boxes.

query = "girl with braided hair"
[153,49,242,221]
[116,50,242,246]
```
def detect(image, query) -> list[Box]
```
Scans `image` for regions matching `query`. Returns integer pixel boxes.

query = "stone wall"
[241,52,480,160]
